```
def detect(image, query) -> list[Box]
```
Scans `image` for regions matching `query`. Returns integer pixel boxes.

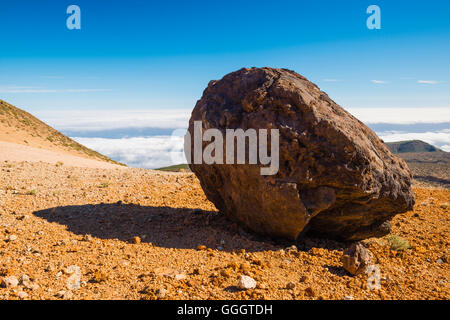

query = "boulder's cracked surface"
[187,67,415,241]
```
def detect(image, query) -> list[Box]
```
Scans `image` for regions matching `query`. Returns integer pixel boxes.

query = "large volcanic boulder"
[187,67,415,241]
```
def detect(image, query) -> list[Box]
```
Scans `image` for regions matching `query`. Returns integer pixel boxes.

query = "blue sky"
[0,0,449,112]
[1,0,450,167]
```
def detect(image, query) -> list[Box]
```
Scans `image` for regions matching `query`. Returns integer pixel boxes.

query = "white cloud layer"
[38,109,192,131]
[73,135,186,169]
[378,130,450,151]
[35,107,450,168]
[73,129,450,169]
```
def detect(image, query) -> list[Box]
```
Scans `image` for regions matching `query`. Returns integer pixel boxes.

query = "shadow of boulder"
[33,203,279,252]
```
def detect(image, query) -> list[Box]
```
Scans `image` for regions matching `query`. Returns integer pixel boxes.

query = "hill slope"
[0,99,123,166]
[384,140,449,188]
[157,164,190,172]
[386,140,443,153]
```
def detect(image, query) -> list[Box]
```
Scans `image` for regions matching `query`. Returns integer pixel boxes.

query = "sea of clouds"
[36,107,450,169]
[72,135,186,169]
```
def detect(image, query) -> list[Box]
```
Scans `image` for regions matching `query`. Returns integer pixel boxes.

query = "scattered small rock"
[64,265,80,275]
[19,274,30,283]
[341,242,372,275]
[286,282,296,290]
[7,234,17,242]
[436,258,444,265]
[19,274,39,290]
[24,282,39,291]
[305,287,315,297]
[237,275,256,290]
[256,283,267,290]
[82,234,93,242]
[197,245,207,251]
[56,290,73,299]
[193,268,202,275]
[156,288,167,299]
[299,275,308,283]
[92,270,108,283]
[1,276,19,288]
[174,273,187,281]
[344,295,354,300]
[286,245,297,252]
[131,236,141,244]
[64,265,81,290]
[67,274,81,290]
[18,291,28,299]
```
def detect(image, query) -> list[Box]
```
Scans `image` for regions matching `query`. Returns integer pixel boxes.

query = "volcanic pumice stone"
[186,67,415,241]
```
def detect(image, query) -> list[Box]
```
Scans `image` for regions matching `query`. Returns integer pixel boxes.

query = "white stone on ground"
[237,275,256,290]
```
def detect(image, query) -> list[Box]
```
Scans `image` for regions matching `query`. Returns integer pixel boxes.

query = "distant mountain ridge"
[157,164,190,172]
[0,99,124,166]
[384,140,449,188]
[385,140,443,154]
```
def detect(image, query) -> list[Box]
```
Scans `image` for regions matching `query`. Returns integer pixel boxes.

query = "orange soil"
[0,161,448,300]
